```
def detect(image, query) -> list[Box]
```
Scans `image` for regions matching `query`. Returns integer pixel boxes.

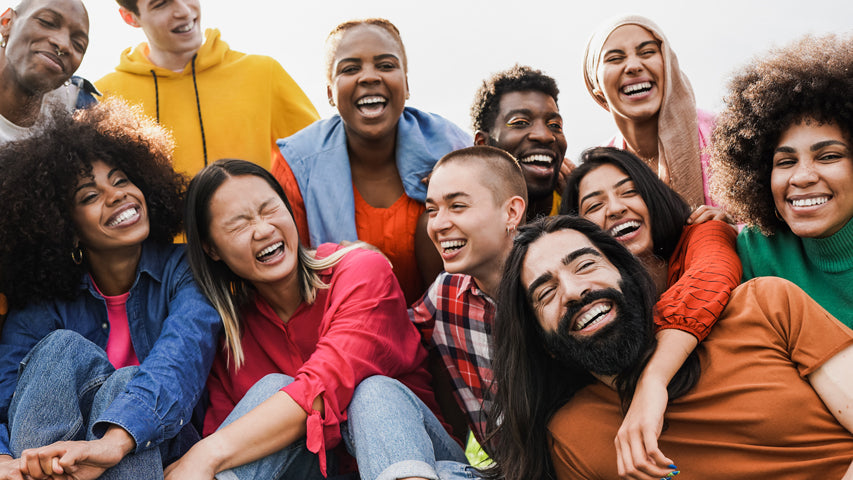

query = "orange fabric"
[353,187,424,305]
[271,147,311,247]
[655,220,742,340]
[549,278,853,479]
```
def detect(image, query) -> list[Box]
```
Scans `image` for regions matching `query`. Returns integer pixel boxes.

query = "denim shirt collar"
[78,241,164,297]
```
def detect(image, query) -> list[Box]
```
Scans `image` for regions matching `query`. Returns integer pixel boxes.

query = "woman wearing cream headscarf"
[583,15,724,222]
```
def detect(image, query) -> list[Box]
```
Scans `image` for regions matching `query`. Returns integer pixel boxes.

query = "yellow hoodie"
[96,29,319,176]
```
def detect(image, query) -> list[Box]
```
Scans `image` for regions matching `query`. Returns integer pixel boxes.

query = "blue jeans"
[214,374,334,480]
[344,376,478,480]
[8,330,183,480]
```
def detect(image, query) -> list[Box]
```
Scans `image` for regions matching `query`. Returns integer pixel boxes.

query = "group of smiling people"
[0,1,851,479]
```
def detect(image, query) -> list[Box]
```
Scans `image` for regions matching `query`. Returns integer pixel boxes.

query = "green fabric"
[738,219,853,328]
[465,430,492,467]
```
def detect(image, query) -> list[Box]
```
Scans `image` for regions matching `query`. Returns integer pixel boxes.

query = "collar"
[801,218,853,273]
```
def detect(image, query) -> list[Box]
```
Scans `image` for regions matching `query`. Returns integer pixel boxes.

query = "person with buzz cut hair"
[96,0,319,176]
[471,65,572,222]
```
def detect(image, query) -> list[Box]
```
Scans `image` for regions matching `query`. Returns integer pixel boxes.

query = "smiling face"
[71,160,149,256]
[123,0,202,66]
[771,120,853,238]
[577,163,653,258]
[595,24,664,124]
[480,90,567,200]
[327,24,408,144]
[425,161,516,283]
[0,0,89,95]
[204,174,300,291]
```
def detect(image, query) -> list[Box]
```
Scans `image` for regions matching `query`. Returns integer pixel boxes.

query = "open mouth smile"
[573,301,613,331]
[621,81,653,97]
[106,205,140,227]
[356,95,388,117]
[255,241,284,263]
[608,220,641,239]
[440,239,466,254]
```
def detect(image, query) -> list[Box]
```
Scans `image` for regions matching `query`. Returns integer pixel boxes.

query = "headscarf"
[583,15,704,207]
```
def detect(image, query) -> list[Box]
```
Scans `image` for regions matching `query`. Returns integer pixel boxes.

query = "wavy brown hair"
[710,34,853,234]
[0,100,184,308]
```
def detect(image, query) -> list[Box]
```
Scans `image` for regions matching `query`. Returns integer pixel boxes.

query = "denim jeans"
[343,376,478,480]
[8,330,169,480]
[214,374,332,480]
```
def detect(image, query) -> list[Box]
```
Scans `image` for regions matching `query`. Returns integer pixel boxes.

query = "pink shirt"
[92,280,140,369]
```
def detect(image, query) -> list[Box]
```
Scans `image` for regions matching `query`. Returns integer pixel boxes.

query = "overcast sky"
[74,1,853,160]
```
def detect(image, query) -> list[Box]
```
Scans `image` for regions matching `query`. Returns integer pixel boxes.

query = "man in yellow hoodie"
[96,0,319,176]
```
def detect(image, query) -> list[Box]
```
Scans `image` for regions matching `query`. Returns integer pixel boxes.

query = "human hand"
[686,205,732,225]
[0,455,26,480]
[614,378,678,479]
[19,426,133,480]
[555,157,577,196]
[164,444,217,480]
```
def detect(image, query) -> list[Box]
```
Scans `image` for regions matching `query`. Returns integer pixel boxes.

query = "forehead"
[333,24,403,61]
[209,175,278,215]
[427,161,492,200]
[602,24,657,51]
[522,229,612,283]
[496,90,559,118]
[777,120,849,147]
[578,163,630,194]
[22,0,89,29]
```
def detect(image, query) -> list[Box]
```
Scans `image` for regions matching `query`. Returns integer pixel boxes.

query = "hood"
[114,28,229,77]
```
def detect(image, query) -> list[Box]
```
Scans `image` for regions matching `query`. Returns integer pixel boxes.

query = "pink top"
[92,280,139,369]
[204,244,441,475]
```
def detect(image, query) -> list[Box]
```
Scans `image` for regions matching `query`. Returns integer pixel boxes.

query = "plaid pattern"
[411,272,495,442]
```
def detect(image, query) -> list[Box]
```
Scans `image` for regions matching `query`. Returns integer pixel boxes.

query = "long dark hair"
[483,215,698,480]
[560,147,691,260]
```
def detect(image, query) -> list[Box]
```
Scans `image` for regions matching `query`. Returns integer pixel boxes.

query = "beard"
[541,280,652,376]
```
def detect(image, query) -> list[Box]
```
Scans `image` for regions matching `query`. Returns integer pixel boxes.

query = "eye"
[622,188,638,197]
[548,120,564,133]
[377,61,397,71]
[72,39,87,54]
[772,156,797,169]
[113,177,129,187]
[582,202,603,215]
[450,203,467,211]
[425,206,437,216]
[78,191,97,205]
[506,117,530,128]
[339,64,360,75]
[535,286,556,305]
[575,259,595,273]
[36,17,57,29]
[818,151,845,162]
[603,54,625,63]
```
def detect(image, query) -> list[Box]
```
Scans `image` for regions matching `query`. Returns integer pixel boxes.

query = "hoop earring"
[774,209,784,222]
[328,98,335,107]
[0,38,6,49]
[506,224,517,236]
[71,244,83,265]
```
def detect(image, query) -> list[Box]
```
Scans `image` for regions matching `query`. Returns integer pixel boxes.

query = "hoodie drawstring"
[149,69,160,122]
[148,55,208,166]
[191,54,208,166]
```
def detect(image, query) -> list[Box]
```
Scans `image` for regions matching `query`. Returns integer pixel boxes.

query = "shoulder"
[684,220,737,243]
[276,116,344,164]
[139,242,191,284]
[401,107,469,143]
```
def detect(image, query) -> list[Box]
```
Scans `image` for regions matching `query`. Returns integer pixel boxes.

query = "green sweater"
[738,219,853,329]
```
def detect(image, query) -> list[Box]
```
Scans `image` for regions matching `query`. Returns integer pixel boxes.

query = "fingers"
[615,424,677,479]
[19,449,58,480]
[687,205,732,225]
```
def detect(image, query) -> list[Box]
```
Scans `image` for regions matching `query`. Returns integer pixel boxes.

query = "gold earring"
[328,98,335,107]
[0,38,6,48]
[71,243,83,265]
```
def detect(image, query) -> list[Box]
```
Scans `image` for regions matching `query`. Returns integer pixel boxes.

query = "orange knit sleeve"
[271,145,311,247]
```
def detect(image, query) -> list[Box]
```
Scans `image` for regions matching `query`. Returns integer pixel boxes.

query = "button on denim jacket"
[0,242,222,455]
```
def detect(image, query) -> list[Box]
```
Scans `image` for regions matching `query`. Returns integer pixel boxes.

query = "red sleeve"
[654,221,742,340]
[280,247,430,473]
[271,146,311,247]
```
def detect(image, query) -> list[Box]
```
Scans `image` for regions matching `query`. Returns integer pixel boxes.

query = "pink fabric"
[92,283,139,369]
[606,109,718,206]
[204,245,441,475]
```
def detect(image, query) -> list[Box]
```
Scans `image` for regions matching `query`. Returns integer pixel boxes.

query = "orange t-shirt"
[353,187,424,306]
[549,277,853,479]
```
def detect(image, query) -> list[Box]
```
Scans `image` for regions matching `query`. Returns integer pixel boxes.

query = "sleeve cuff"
[95,393,161,452]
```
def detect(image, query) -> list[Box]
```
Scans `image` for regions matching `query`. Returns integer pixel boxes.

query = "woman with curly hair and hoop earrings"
[0,100,220,479]
[272,18,470,305]
[711,34,853,328]
[583,14,727,224]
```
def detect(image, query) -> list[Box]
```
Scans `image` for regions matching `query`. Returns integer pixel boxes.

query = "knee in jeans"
[247,373,294,396]
[34,329,87,353]
[352,375,408,405]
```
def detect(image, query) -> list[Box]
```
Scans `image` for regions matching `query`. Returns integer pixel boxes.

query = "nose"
[556,270,592,309]
[624,53,644,74]
[604,196,626,219]
[173,0,192,17]
[789,160,819,187]
[357,64,381,85]
[252,218,275,239]
[105,184,128,206]
[48,31,72,58]
[528,120,556,144]
[428,207,451,234]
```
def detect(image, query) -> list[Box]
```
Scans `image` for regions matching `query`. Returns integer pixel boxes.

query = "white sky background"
[73,1,853,160]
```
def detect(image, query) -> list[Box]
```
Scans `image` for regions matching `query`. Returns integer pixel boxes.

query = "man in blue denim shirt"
[0,242,221,479]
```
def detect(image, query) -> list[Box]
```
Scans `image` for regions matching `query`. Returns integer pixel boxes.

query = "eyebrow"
[337,53,400,65]
[426,191,470,205]
[223,198,275,226]
[525,246,602,299]
[811,140,848,151]
[603,40,660,58]
[579,176,632,205]
[73,167,122,195]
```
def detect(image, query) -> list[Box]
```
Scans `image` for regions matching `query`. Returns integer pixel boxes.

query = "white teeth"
[791,197,829,207]
[520,154,553,164]
[107,207,138,227]
[256,241,283,259]
[609,220,640,237]
[622,82,652,94]
[175,20,194,33]
[440,240,467,251]
[357,96,386,106]
[574,303,612,331]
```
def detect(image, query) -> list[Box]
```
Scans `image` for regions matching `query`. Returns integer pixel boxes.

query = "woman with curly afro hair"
[710,34,853,328]
[0,100,220,478]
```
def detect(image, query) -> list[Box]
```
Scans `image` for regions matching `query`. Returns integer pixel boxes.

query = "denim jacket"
[0,242,221,455]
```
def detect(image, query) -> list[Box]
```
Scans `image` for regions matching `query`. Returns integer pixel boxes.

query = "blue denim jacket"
[0,242,221,455]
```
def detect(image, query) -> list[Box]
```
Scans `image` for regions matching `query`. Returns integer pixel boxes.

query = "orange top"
[271,147,311,247]
[353,187,424,306]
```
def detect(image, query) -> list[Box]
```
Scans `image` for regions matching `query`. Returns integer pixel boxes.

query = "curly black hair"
[470,64,560,133]
[0,99,186,308]
[710,34,853,234]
